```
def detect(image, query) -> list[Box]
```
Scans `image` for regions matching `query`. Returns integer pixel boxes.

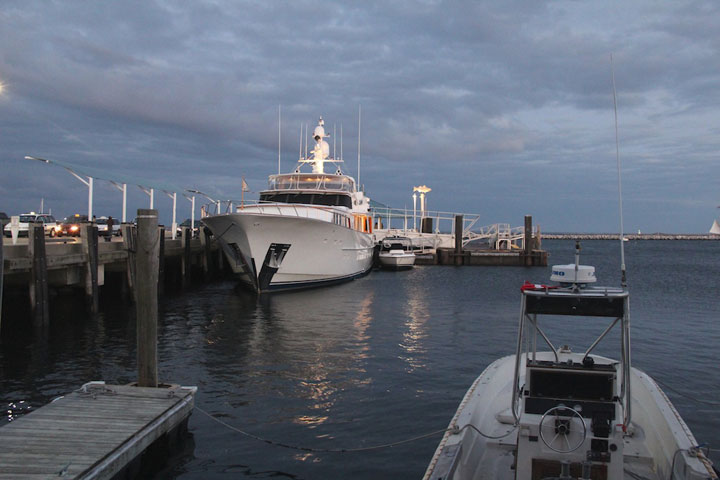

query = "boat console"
[512,247,631,480]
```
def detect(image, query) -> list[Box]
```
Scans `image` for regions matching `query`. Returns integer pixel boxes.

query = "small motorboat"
[424,242,717,480]
[378,236,415,270]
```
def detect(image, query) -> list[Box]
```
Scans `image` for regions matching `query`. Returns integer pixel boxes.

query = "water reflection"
[200,284,377,430]
[399,270,430,373]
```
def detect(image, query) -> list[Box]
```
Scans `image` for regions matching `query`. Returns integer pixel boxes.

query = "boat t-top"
[424,242,717,480]
[202,117,375,293]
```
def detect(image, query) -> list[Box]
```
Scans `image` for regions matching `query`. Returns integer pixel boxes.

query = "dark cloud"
[1,0,718,232]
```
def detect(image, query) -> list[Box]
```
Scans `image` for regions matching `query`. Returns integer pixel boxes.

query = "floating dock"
[0,381,196,479]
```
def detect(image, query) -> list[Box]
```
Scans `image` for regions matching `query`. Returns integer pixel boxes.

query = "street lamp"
[183,192,196,231]
[25,156,94,219]
[109,181,128,223]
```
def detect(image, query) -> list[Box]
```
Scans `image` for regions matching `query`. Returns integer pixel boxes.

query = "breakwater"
[543,233,719,240]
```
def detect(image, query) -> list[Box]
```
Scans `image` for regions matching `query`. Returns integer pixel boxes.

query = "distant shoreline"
[542,233,719,240]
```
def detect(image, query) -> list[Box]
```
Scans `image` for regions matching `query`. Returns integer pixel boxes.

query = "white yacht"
[378,236,415,270]
[202,117,375,293]
[424,243,718,480]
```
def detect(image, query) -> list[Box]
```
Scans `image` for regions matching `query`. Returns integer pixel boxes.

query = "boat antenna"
[278,105,281,174]
[612,54,627,288]
[341,123,343,161]
[357,105,361,185]
[298,123,303,160]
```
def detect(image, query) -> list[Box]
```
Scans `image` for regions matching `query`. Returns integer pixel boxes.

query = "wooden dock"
[0,381,196,479]
[1,223,225,326]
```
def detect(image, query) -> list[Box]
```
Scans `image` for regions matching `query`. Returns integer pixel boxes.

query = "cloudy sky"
[1,1,718,233]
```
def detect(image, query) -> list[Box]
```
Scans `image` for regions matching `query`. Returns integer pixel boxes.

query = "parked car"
[175,218,202,237]
[57,214,88,237]
[96,216,120,237]
[3,212,59,237]
[0,212,9,227]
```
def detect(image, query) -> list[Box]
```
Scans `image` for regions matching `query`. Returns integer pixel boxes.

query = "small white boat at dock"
[378,236,415,270]
[424,243,718,480]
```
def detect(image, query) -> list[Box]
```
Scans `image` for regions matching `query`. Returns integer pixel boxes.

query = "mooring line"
[194,405,451,453]
[653,378,720,407]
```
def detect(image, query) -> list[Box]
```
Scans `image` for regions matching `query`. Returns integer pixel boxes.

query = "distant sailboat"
[710,219,720,235]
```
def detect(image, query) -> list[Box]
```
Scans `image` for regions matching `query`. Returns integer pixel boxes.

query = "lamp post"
[162,191,178,239]
[139,186,154,209]
[110,181,128,223]
[183,192,196,231]
[25,156,94,219]
[412,193,417,231]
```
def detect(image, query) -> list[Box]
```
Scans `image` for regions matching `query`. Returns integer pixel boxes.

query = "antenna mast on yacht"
[278,105,281,174]
[611,54,627,288]
[357,105,361,187]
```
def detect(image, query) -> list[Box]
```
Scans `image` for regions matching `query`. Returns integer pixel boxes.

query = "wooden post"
[28,223,49,325]
[136,209,159,388]
[81,224,99,314]
[157,226,165,296]
[181,227,191,288]
[454,215,464,266]
[122,224,136,303]
[0,231,4,331]
[524,215,533,266]
[199,226,210,279]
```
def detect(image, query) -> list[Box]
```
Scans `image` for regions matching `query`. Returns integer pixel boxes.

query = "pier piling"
[181,226,191,288]
[136,209,159,388]
[29,223,49,325]
[454,215,464,266]
[158,225,166,296]
[81,223,99,313]
[122,223,137,303]
[200,226,211,279]
[524,215,532,266]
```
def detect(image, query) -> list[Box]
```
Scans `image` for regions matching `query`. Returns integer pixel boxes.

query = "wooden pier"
[0,382,196,479]
[0,210,197,479]
[1,223,225,326]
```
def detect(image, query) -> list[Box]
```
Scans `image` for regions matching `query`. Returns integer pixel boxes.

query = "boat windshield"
[267,174,355,193]
[259,192,352,208]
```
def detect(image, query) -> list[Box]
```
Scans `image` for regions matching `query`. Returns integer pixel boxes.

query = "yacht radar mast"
[298,117,343,174]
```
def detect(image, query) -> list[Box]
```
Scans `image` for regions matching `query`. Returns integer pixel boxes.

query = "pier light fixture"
[182,192,196,231]
[138,186,155,209]
[25,155,94,220]
[413,185,431,218]
[163,190,178,240]
[109,181,128,223]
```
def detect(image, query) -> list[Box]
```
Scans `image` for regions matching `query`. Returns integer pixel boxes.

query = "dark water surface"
[1,240,719,478]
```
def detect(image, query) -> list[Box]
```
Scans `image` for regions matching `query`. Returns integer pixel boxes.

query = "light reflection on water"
[0,240,718,479]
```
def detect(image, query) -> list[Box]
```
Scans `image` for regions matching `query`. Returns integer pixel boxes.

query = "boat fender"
[520,281,559,292]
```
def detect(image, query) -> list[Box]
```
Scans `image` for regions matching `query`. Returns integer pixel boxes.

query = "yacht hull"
[203,208,374,293]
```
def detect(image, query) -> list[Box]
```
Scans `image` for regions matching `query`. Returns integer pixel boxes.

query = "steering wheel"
[539,405,587,453]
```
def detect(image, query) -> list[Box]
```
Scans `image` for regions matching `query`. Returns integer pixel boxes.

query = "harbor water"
[1,239,719,478]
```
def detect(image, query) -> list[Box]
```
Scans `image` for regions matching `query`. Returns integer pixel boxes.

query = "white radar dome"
[550,264,596,286]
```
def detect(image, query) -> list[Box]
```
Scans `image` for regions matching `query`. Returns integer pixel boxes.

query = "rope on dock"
[195,405,455,453]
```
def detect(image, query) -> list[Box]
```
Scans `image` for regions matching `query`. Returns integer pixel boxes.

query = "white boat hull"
[424,352,717,480]
[202,207,374,292]
[378,250,415,270]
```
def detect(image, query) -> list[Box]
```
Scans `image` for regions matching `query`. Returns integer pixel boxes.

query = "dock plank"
[0,382,196,479]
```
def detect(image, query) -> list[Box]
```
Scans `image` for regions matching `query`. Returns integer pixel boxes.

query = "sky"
[1,1,719,233]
